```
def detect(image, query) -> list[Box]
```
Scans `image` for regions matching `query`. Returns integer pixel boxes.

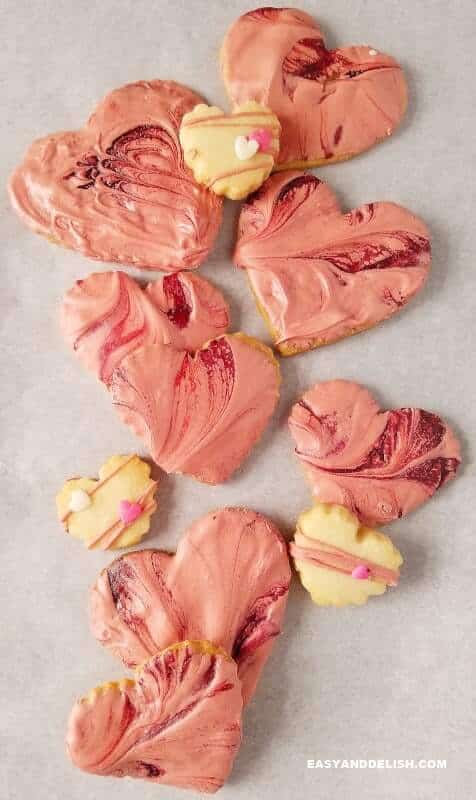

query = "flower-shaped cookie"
[179,101,280,199]
[56,454,158,550]
[290,503,403,607]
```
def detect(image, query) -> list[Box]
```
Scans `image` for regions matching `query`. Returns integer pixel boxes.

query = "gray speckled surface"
[1,1,475,798]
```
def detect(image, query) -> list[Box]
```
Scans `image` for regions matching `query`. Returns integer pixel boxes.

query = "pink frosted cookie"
[61,270,230,384]
[66,641,242,792]
[110,333,281,484]
[89,507,291,704]
[221,7,407,168]
[9,80,222,271]
[289,381,461,526]
[234,172,430,355]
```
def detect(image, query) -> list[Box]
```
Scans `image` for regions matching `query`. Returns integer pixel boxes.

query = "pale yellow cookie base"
[56,454,158,550]
[293,504,403,608]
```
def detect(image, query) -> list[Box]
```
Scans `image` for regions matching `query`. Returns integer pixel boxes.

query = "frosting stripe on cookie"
[290,537,400,586]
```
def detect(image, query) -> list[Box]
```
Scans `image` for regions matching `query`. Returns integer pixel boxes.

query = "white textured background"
[1,1,475,798]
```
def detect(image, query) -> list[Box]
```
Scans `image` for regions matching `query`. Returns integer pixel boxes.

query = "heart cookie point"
[179,101,280,200]
[69,489,91,513]
[118,500,143,525]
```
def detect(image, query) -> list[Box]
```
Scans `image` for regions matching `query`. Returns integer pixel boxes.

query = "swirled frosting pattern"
[61,270,230,384]
[235,172,431,355]
[89,508,291,704]
[289,381,461,526]
[111,334,280,484]
[9,80,222,271]
[66,641,242,793]
[221,7,407,167]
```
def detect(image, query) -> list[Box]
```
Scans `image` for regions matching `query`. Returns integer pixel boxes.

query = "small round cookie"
[56,454,158,550]
[179,101,280,200]
[66,640,242,792]
[290,503,403,607]
[221,7,407,169]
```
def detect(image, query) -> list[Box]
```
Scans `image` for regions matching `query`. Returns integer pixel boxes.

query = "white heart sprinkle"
[69,489,91,513]
[235,135,259,161]
[369,48,378,56]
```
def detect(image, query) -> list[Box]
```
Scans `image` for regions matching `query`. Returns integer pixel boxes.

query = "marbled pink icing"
[9,81,222,271]
[235,172,431,352]
[289,380,461,526]
[221,7,407,166]
[66,643,242,793]
[110,334,280,484]
[61,270,230,384]
[89,508,291,704]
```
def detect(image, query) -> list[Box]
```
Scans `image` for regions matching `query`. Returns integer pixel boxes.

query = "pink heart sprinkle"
[248,128,273,152]
[119,500,143,525]
[351,564,371,580]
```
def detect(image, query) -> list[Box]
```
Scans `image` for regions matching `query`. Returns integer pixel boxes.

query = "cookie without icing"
[9,80,222,271]
[289,380,462,526]
[66,641,242,793]
[290,503,403,607]
[234,172,431,355]
[56,454,158,550]
[89,507,291,704]
[61,270,230,384]
[111,333,281,484]
[221,7,407,169]
[179,101,280,199]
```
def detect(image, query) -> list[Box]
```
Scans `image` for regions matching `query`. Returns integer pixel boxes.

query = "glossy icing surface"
[89,508,291,704]
[9,80,222,270]
[179,101,280,199]
[66,641,242,793]
[235,172,431,354]
[289,381,461,526]
[221,7,407,167]
[111,333,281,484]
[61,270,230,384]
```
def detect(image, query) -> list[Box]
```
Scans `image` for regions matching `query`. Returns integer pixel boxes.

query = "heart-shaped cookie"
[179,101,280,199]
[61,270,230,384]
[234,172,430,355]
[9,80,222,271]
[66,641,242,792]
[290,503,403,607]
[56,454,158,550]
[89,508,291,704]
[110,333,281,484]
[289,381,461,526]
[221,7,407,168]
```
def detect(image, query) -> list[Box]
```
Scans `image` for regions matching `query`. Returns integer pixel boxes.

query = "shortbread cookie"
[89,507,291,704]
[179,101,280,199]
[111,334,280,484]
[289,381,462,526]
[61,270,230,384]
[56,454,158,550]
[290,504,403,607]
[66,641,242,793]
[9,80,222,270]
[221,7,407,169]
[235,173,431,355]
